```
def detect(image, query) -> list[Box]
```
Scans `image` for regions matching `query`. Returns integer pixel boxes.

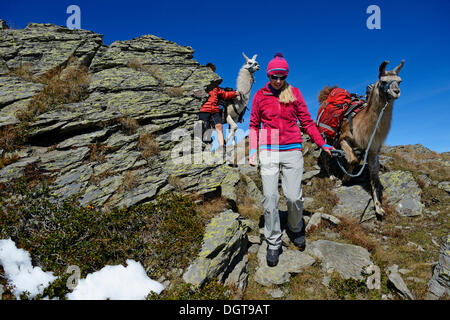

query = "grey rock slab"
[333,185,376,222]
[0,98,31,127]
[108,172,168,209]
[103,131,138,152]
[50,164,94,198]
[0,76,43,108]
[254,266,290,286]
[56,128,110,149]
[0,156,40,183]
[427,235,450,299]
[302,169,320,182]
[224,254,249,290]
[438,181,450,193]
[40,147,90,174]
[321,213,341,225]
[265,288,285,298]
[387,264,414,300]
[257,242,316,275]
[89,34,196,74]
[92,150,141,174]
[88,67,159,92]
[1,23,102,76]
[78,174,123,207]
[306,212,322,232]
[380,171,424,216]
[306,240,373,280]
[303,197,314,212]
[183,210,248,287]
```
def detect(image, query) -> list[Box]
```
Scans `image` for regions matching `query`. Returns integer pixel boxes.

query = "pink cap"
[267,52,289,76]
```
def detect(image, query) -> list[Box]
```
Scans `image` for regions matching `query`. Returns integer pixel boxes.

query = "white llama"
[224,53,260,146]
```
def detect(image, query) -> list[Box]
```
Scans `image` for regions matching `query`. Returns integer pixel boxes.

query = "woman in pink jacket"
[248,53,333,267]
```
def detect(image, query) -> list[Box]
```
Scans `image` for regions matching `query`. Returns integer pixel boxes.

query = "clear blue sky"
[2,0,450,152]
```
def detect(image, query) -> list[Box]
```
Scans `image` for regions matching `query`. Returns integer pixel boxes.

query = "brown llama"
[318,60,405,219]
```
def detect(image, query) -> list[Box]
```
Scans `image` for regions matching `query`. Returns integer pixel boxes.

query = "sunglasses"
[270,75,287,81]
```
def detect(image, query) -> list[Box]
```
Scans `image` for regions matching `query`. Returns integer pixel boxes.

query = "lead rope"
[334,100,389,178]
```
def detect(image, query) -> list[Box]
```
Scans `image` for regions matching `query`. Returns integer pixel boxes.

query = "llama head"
[378,60,404,100]
[242,52,260,73]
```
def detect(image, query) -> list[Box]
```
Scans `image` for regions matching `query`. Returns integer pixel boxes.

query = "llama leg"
[319,150,330,176]
[368,152,385,218]
[225,115,238,146]
[340,139,358,183]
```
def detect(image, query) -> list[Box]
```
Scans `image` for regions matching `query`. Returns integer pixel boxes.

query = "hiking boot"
[287,228,306,251]
[266,247,282,267]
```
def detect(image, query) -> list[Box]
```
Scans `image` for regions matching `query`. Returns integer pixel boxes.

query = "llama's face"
[379,74,402,100]
[245,59,260,73]
[378,60,404,100]
[243,53,260,73]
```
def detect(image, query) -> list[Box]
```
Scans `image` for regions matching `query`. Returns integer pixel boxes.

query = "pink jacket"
[249,83,325,154]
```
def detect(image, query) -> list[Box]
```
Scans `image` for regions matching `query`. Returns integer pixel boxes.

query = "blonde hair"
[279,83,296,104]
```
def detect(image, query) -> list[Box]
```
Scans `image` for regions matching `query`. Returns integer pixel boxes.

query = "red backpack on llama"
[316,88,366,140]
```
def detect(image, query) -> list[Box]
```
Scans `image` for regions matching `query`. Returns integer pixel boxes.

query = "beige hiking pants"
[259,150,304,250]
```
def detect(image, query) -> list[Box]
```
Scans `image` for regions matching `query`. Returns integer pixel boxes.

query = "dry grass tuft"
[196,195,229,222]
[88,143,110,163]
[15,57,89,122]
[335,216,378,252]
[128,59,164,82]
[0,153,20,170]
[138,133,160,159]
[165,87,185,97]
[117,116,139,135]
[303,177,339,214]
[121,171,138,191]
[0,125,27,152]
[8,63,37,82]
[168,175,184,192]
[89,169,113,186]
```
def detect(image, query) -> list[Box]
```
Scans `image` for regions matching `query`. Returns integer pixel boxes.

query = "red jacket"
[199,87,237,114]
[249,83,325,153]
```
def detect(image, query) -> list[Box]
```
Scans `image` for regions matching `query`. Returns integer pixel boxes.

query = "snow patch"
[1,239,164,300]
[0,238,57,299]
[66,259,164,300]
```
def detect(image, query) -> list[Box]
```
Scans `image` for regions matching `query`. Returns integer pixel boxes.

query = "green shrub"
[0,182,206,295]
[329,276,369,300]
[147,279,230,300]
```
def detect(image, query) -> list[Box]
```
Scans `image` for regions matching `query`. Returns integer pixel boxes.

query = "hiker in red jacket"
[199,63,241,146]
[248,53,334,267]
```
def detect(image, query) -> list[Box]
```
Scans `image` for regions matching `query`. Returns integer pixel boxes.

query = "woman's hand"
[322,144,334,157]
[249,152,257,166]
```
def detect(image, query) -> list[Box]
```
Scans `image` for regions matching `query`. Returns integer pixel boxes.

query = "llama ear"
[252,54,258,61]
[393,60,405,74]
[379,60,390,78]
[242,52,249,62]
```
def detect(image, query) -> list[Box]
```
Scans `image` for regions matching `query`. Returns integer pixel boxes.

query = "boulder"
[254,266,290,286]
[306,212,322,232]
[386,264,414,300]
[427,235,450,299]
[438,181,450,194]
[380,171,424,217]
[182,210,250,288]
[302,169,320,182]
[321,213,340,225]
[0,23,103,76]
[254,242,316,286]
[0,22,232,212]
[332,185,376,222]
[306,240,373,281]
